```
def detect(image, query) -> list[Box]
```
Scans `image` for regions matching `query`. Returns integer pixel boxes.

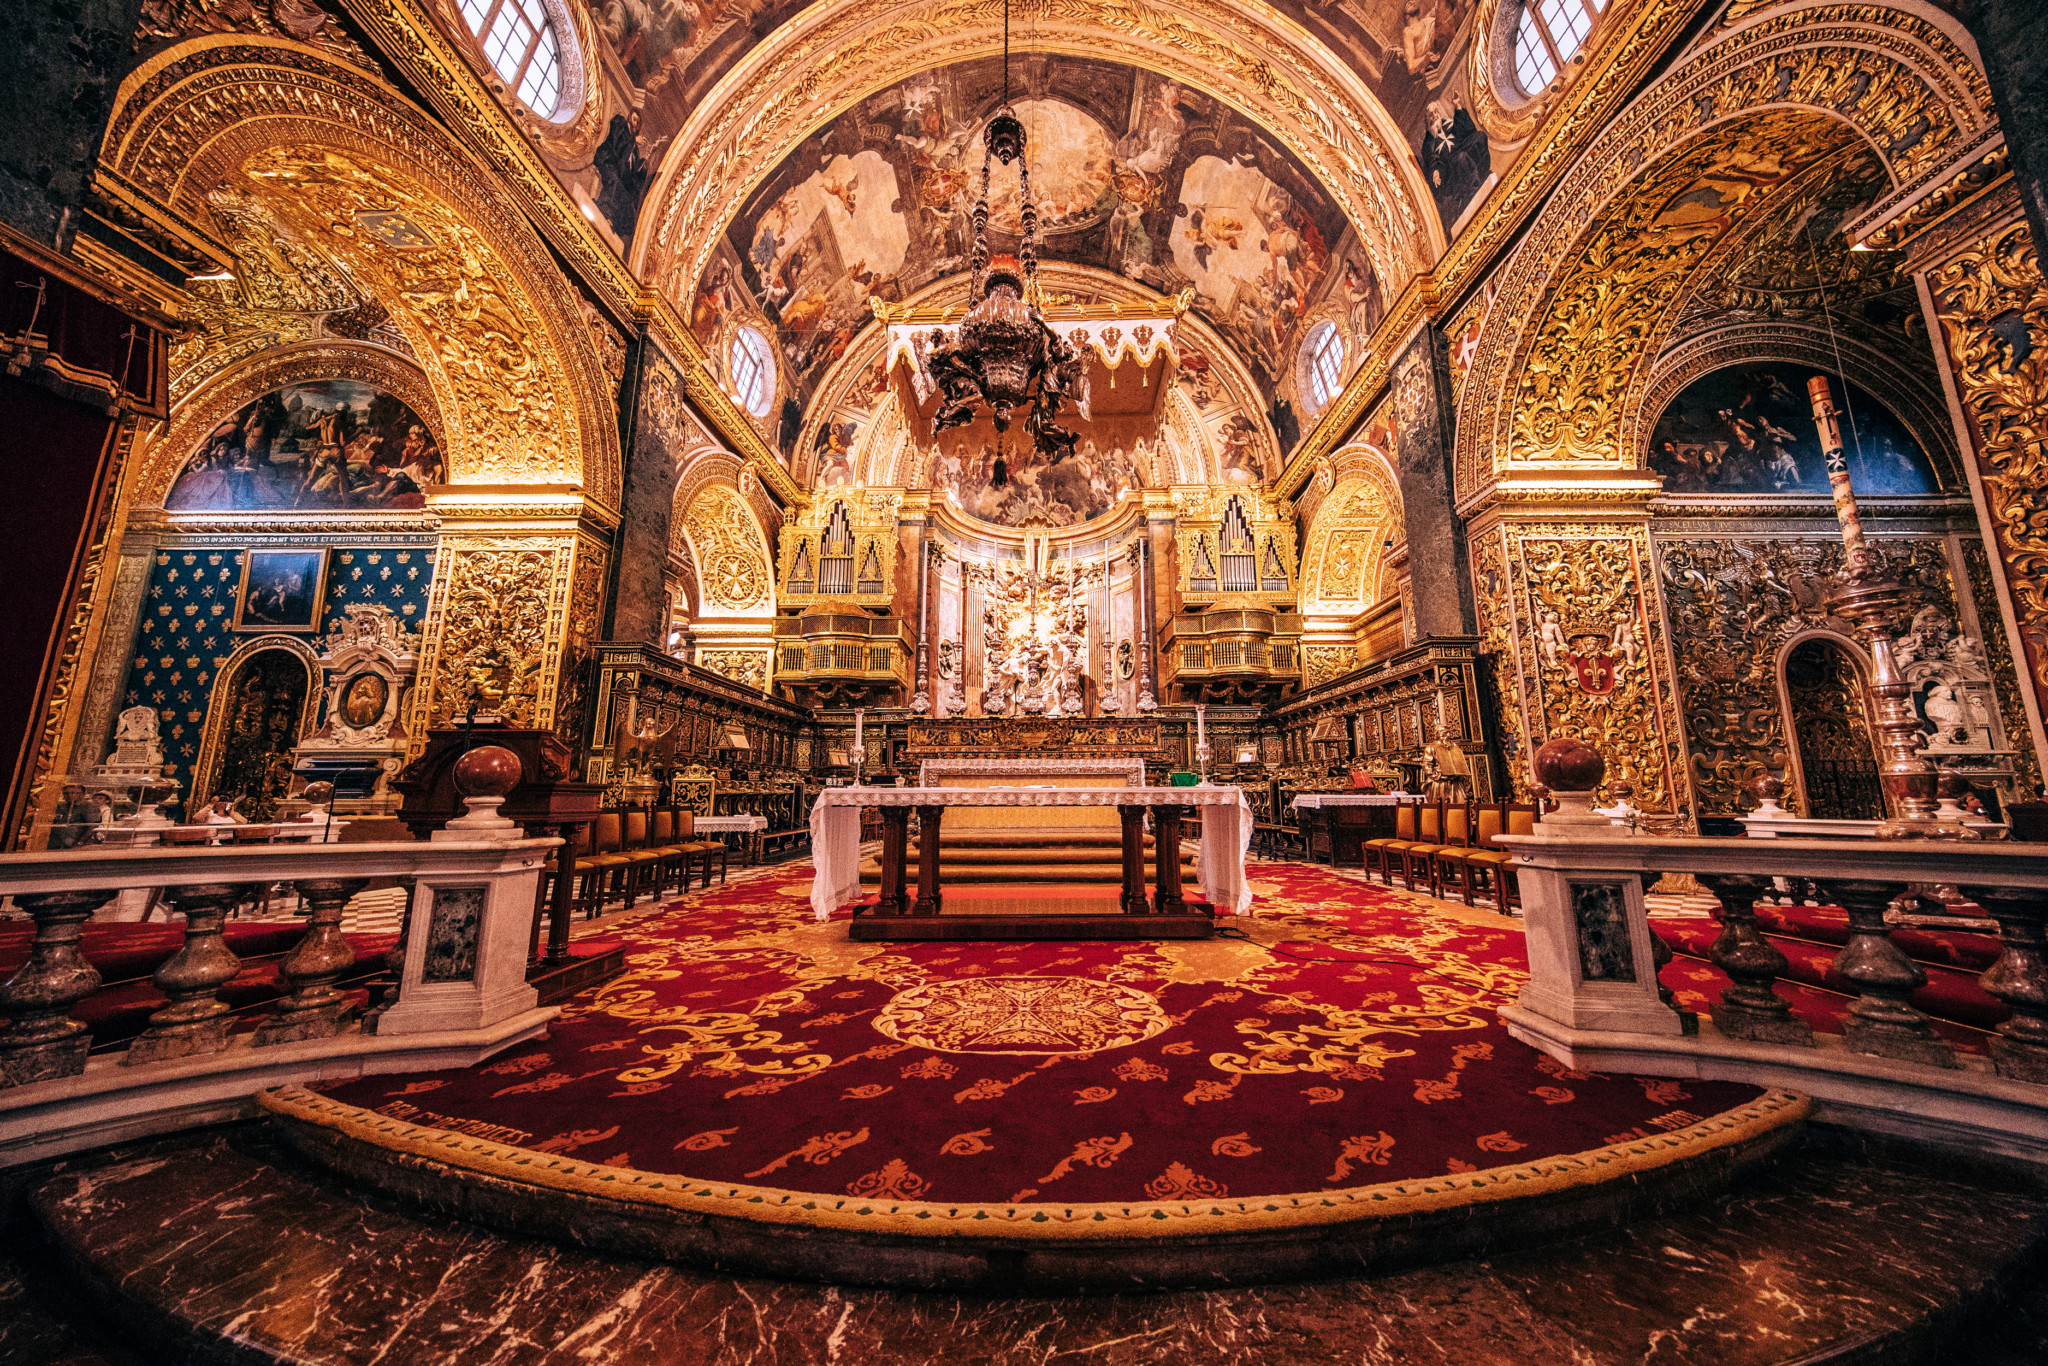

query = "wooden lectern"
[392,725,606,987]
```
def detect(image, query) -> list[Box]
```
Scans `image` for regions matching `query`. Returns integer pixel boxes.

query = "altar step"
[859,831,1196,887]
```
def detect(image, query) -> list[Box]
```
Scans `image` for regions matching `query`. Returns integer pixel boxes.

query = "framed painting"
[233,549,329,633]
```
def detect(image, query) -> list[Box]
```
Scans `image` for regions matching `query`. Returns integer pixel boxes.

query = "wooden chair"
[1462,802,1539,914]
[677,810,728,890]
[1362,800,1416,885]
[574,811,632,916]
[619,808,668,902]
[1396,800,1449,894]
[1435,801,1502,906]
[647,808,689,895]
[1421,801,1474,899]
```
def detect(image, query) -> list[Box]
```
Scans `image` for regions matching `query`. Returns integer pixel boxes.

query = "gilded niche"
[681,485,773,614]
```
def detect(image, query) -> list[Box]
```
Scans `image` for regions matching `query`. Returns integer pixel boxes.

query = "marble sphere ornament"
[452,744,523,799]
[1533,737,1606,792]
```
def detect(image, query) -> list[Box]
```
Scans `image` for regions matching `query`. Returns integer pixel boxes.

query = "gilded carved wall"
[1927,217,2048,747]
[1485,521,1684,813]
[409,535,585,746]
[1655,535,1953,816]
[1456,4,1999,499]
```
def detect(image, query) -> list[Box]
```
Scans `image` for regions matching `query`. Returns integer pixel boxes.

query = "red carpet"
[309,863,1774,1208]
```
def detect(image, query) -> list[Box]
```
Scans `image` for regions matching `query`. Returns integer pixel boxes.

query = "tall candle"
[853,708,864,761]
[1196,705,1206,747]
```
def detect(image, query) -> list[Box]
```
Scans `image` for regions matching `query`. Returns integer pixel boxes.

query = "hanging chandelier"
[874,0,1189,487]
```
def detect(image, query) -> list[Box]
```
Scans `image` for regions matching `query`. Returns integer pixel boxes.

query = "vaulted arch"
[100,36,623,506]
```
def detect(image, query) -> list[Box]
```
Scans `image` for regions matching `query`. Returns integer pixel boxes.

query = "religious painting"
[338,672,390,729]
[234,548,330,633]
[1648,363,1939,497]
[166,380,442,512]
[708,55,1351,407]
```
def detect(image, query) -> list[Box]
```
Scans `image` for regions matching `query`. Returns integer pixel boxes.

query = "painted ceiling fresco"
[166,380,443,511]
[692,54,1375,450]
[1648,362,1939,497]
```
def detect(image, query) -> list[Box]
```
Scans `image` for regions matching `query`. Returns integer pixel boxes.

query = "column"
[913,804,943,916]
[1958,3,2048,258]
[0,889,113,1086]
[126,882,250,1065]
[254,877,369,1045]
[1390,327,1475,638]
[1154,804,1187,915]
[876,807,910,916]
[1118,805,1147,913]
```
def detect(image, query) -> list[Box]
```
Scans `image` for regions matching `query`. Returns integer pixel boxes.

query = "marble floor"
[4,1124,2045,1365]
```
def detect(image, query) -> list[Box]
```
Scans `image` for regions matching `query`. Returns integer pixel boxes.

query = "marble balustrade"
[1498,822,2048,1161]
[0,834,562,1166]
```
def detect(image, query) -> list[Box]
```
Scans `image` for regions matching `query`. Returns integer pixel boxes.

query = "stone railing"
[1500,820,2048,1160]
[0,827,560,1166]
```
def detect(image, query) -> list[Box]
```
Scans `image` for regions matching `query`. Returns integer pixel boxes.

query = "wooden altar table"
[810,786,1253,941]
[1290,793,1412,867]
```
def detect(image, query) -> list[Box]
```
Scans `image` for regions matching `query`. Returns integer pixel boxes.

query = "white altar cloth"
[1289,793,1413,809]
[809,785,1255,921]
[694,815,768,834]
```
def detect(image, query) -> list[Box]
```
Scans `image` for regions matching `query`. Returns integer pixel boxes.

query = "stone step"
[13,1126,2048,1363]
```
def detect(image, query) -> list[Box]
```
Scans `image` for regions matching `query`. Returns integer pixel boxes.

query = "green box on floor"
[1168,771,1199,786]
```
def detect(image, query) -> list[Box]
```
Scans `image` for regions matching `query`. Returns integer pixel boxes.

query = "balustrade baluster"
[0,889,114,1086]
[1824,879,1958,1068]
[1698,872,1813,1045]
[1960,884,2048,1084]
[363,876,416,1034]
[126,883,252,1065]
[253,877,368,1045]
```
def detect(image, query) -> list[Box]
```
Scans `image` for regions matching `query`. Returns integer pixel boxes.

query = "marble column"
[1825,879,1958,1068]
[1698,872,1813,1046]
[1959,2,2048,261]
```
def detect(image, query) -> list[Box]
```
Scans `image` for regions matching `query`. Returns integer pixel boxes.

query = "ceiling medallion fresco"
[692,54,1379,453]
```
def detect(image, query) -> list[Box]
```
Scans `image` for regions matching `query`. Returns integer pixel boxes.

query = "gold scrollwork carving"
[412,537,579,742]
[1930,219,2048,751]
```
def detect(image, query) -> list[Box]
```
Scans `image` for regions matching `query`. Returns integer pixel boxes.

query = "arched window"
[1512,0,1604,97]
[1302,321,1345,414]
[457,0,565,117]
[730,326,775,418]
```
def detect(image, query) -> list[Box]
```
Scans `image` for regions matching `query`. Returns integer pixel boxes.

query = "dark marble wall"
[605,336,674,647]
[1963,1,2048,261]
[0,2,145,246]
[1393,327,1475,638]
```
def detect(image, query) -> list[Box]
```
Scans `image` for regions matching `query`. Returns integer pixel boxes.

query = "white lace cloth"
[808,785,1253,921]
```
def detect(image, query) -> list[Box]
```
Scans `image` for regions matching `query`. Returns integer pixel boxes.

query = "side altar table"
[811,786,1253,941]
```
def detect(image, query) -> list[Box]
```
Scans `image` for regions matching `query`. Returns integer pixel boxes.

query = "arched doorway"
[1784,637,1883,820]
[201,649,313,821]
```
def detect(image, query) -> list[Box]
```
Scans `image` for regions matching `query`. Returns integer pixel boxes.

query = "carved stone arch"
[132,342,442,510]
[100,36,622,506]
[1453,0,1997,499]
[673,479,777,619]
[188,634,322,811]
[634,0,1442,309]
[1637,326,1965,490]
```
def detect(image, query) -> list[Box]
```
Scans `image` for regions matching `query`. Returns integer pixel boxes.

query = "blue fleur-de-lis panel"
[120,543,436,791]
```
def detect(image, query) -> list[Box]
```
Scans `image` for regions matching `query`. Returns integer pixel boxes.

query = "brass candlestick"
[1811,376,1958,840]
